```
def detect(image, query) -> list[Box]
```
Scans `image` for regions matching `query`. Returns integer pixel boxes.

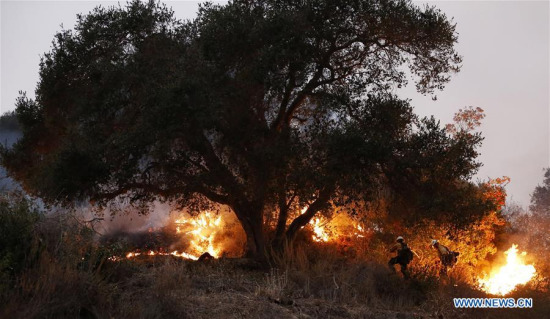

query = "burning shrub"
[172,209,246,259]
[104,207,247,261]
[477,244,536,295]
[505,209,550,291]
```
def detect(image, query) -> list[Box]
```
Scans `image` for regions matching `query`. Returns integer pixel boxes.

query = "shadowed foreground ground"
[5,254,547,319]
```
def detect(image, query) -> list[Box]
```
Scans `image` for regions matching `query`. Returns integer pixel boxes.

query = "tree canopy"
[2,0,492,261]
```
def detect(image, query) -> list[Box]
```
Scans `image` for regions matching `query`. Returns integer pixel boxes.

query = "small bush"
[0,193,40,296]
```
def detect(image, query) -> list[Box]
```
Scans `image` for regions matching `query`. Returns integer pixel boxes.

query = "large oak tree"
[2,0,487,261]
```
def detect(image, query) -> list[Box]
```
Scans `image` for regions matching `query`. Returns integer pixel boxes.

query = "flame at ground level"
[122,250,200,261]
[110,209,245,261]
[110,208,367,261]
[175,211,223,258]
[478,244,536,295]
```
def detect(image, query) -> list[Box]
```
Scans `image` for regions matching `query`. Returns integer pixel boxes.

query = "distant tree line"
[0,112,20,132]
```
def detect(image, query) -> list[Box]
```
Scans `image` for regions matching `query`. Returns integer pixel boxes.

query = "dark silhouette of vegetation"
[0,193,40,296]
[530,168,550,217]
[0,111,20,132]
[1,0,495,261]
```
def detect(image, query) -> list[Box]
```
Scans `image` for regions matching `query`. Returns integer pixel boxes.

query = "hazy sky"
[1,1,548,207]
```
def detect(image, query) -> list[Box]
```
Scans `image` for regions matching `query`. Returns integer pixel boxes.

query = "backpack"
[399,243,414,264]
[442,251,459,266]
[451,251,459,264]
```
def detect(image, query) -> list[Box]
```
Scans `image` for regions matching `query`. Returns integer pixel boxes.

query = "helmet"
[396,236,404,242]
[431,239,438,246]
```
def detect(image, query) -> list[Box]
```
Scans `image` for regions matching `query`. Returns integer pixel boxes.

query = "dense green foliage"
[2,0,492,259]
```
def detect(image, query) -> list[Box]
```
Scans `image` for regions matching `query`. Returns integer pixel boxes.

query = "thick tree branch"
[190,128,246,199]
[275,190,296,240]
[285,187,333,242]
[271,69,297,131]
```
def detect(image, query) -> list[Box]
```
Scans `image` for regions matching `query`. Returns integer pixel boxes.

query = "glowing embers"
[123,249,200,261]
[478,244,536,295]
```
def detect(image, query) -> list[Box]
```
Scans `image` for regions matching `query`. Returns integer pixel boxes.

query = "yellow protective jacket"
[434,244,453,260]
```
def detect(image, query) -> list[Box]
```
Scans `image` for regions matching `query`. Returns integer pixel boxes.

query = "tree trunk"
[233,203,268,264]
[273,202,290,250]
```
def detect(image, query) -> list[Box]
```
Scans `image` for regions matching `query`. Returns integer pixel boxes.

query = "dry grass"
[2,213,549,319]
[4,251,549,319]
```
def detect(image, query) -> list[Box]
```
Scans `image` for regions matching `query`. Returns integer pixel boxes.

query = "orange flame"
[116,211,229,261]
[306,210,366,243]
[124,250,200,261]
[311,217,330,242]
[478,244,536,295]
[115,208,366,261]
[175,211,223,259]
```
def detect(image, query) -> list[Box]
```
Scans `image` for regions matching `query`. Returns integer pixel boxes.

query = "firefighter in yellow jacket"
[430,239,459,275]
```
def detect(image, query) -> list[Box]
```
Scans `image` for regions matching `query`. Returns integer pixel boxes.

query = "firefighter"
[430,239,459,275]
[388,236,413,279]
